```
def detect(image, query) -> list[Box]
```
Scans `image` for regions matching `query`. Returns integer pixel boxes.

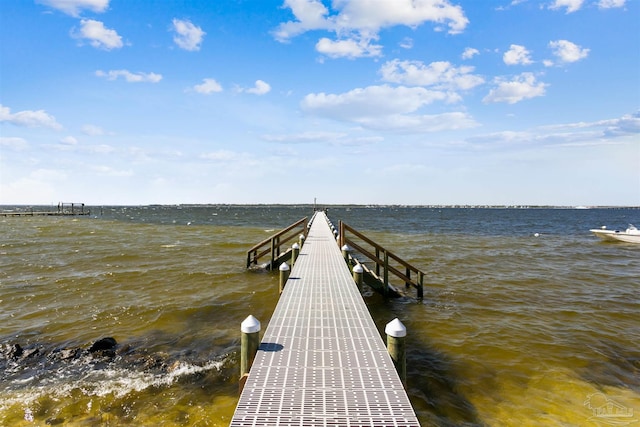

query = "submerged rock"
[10,343,23,359]
[89,337,117,353]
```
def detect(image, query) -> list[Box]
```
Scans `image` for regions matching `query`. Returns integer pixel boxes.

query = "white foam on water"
[1,358,227,412]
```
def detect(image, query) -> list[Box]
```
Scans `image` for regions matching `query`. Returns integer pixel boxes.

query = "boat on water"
[590,224,640,244]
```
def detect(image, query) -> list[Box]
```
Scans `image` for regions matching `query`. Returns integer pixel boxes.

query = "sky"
[1,0,639,206]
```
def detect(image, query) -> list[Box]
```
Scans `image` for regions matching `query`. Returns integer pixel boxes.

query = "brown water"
[1,206,638,426]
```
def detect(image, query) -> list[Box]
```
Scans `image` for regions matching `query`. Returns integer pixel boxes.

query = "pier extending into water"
[231,211,419,426]
[1,202,90,217]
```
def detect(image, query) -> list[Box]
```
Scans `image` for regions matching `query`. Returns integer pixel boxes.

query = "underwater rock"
[10,343,23,359]
[89,337,117,353]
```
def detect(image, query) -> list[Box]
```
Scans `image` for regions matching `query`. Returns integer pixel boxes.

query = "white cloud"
[244,80,272,95]
[399,37,413,49]
[0,169,67,204]
[503,44,533,65]
[200,150,237,161]
[547,40,589,64]
[357,112,478,132]
[92,165,133,177]
[301,85,476,132]
[0,137,29,150]
[302,85,451,119]
[60,136,78,145]
[171,19,205,51]
[37,0,109,17]
[380,59,484,91]
[469,112,640,147]
[274,0,468,59]
[262,131,348,143]
[597,0,626,8]
[82,124,105,136]
[0,104,63,130]
[483,72,548,104]
[193,78,223,94]
[548,0,584,13]
[545,111,640,137]
[461,47,479,60]
[316,36,382,59]
[73,19,123,50]
[95,69,162,83]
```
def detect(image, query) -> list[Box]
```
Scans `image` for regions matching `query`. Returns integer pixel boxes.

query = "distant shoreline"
[2,204,639,210]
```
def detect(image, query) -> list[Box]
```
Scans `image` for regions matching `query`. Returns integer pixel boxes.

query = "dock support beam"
[385,318,407,386]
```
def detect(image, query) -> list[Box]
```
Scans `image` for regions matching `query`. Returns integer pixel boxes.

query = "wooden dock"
[1,203,90,217]
[231,211,419,426]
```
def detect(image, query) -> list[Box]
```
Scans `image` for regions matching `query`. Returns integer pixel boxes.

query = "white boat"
[590,224,640,244]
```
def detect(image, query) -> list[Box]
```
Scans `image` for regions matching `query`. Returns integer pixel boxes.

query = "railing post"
[270,238,276,270]
[385,318,407,386]
[405,268,411,289]
[291,243,300,266]
[383,250,389,295]
[353,263,363,291]
[376,248,380,277]
[279,262,290,294]
[418,271,424,300]
[240,315,261,392]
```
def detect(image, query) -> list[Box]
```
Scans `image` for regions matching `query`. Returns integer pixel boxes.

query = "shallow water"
[1,205,639,426]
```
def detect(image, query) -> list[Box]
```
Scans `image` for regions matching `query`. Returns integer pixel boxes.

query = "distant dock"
[1,203,90,217]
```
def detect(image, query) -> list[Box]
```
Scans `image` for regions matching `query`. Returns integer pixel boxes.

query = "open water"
[1,205,638,426]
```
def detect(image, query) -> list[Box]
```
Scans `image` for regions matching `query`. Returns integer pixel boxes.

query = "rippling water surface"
[1,205,638,426]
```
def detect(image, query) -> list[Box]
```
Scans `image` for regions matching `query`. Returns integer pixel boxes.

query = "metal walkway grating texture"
[231,212,420,426]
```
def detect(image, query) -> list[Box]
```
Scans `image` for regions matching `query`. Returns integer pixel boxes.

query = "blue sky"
[1,0,638,206]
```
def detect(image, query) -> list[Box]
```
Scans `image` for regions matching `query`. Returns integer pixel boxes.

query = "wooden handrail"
[340,221,424,299]
[246,217,308,269]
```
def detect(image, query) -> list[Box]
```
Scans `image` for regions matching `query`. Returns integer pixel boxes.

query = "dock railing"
[246,217,308,269]
[339,221,424,299]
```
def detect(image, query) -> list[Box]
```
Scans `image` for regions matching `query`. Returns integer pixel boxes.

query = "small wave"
[0,358,227,412]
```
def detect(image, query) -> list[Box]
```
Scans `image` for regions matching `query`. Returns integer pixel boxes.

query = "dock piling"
[353,263,363,291]
[341,244,351,263]
[279,262,290,294]
[291,243,300,266]
[240,315,261,390]
[385,318,407,386]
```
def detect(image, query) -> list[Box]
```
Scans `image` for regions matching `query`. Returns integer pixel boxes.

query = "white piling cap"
[353,263,363,273]
[241,315,261,333]
[292,243,299,249]
[299,234,305,240]
[385,318,407,338]
[341,244,351,252]
[279,262,290,271]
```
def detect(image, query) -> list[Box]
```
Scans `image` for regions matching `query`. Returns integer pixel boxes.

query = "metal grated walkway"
[231,212,420,426]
